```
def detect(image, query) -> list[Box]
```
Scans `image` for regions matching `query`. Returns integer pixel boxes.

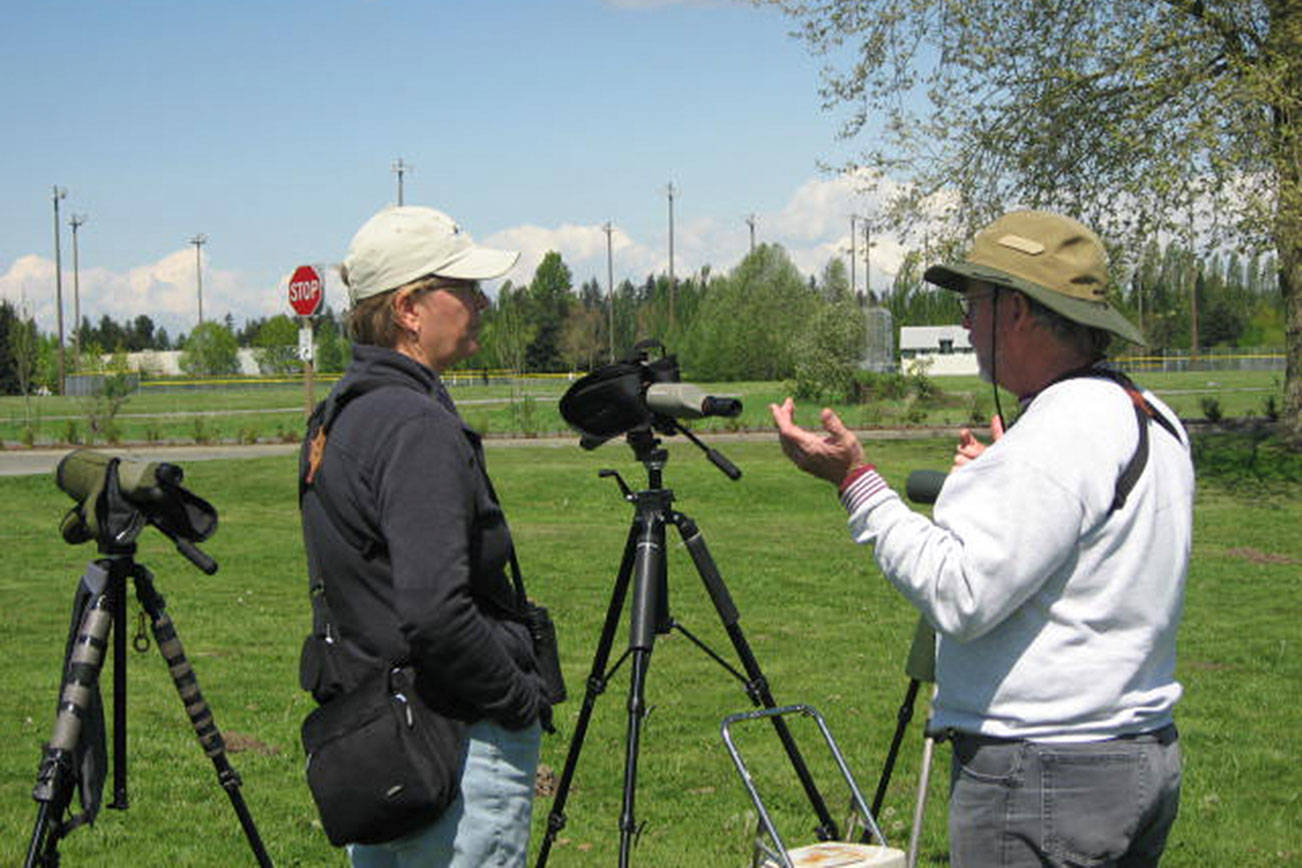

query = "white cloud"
[0,249,277,339]
[2,170,943,340]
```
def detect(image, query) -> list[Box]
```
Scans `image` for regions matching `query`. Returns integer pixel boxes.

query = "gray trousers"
[947,725,1181,867]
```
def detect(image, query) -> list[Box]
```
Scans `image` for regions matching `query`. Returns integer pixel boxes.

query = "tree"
[819,258,853,304]
[560,305,605,372]
[524,251,573,372]
[179,320,240,376]
[0,300,19,394]
[253,314,300,375]
[683,244,815,380]
[484,282,536,376]
[9,309,39,425]
[765,0,1302,446]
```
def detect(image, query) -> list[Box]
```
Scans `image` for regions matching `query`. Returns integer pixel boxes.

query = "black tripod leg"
[617,505,666,867]
[26,565,118,868]
[674,514,840,841]
[536,523,639,868]
[132,567,274,868]
[865,678,919,839]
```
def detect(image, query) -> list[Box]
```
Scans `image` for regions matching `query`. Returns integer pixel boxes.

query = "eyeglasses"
[958,289,997,318]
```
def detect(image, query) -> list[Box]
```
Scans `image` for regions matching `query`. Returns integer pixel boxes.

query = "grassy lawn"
[1,435,1298,865]
[0,368,1285,447]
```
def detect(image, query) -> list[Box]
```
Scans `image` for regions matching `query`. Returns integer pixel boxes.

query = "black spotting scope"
[559,340,741,449]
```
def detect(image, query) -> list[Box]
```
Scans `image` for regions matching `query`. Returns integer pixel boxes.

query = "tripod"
[26,452,272,867]
[536,426,839,867]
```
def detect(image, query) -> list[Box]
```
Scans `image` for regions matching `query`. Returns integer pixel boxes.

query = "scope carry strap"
[1039,366,1186,513]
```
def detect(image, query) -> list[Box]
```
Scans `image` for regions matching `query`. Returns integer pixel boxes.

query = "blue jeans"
[349,719,541,868]
[947,726,1181,867]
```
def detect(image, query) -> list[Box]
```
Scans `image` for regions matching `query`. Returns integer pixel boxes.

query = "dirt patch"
[1225,546,1296,565]
[224,731,280,755]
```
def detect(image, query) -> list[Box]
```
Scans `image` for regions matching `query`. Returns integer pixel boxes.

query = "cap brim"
[432,246,520,281]
[924,261,1145,346]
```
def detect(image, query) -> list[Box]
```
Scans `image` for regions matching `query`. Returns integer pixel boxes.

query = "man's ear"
[1007,291,1035,331]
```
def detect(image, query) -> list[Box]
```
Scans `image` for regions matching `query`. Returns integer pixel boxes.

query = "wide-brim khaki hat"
[924,210,1144,345]
[343,205,520,303]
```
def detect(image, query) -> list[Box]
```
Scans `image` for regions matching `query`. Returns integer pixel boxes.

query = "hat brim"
[924,262,1145,346]
[429,246,520,281]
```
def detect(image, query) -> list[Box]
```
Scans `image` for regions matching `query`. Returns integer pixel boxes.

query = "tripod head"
[55,450,219,574]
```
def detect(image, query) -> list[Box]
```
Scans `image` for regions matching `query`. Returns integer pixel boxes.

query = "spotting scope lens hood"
[55,449,218,545]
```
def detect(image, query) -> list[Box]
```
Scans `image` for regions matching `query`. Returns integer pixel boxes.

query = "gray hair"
[1020,292,1113,361]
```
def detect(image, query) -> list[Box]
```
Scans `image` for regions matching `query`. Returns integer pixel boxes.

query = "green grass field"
[0,368,1285,447]
[1,433,1298,865]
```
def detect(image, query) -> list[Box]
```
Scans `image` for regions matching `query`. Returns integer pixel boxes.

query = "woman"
[299,205,551,866]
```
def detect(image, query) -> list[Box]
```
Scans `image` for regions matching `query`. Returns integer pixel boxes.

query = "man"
[772,211,1192,866]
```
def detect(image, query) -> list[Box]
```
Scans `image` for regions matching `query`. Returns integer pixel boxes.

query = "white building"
[898,325,977,376]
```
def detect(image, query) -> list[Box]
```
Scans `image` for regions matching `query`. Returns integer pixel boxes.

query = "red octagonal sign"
[288,265,324,317]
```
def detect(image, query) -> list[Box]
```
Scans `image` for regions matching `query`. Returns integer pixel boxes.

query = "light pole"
[746,213,757,253]
[69,213,87,357]
[52,186,67,394]
[190,234,207,326]
[666,181,676,330]
[393,157,412,206]
[603,221,615,363]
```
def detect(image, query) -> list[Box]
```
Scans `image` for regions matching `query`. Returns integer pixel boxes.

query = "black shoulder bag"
[297,380,467,847]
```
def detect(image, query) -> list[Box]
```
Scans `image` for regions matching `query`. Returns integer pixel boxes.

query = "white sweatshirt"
[842,377,1194,742]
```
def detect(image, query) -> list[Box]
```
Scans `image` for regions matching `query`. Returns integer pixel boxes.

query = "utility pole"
[69,213,87,357]
[52,186,67,395]
[863,218,872,304]
[393,157,411,206]
[603,221,615,363]
[849,215,859,298]
[746,213,757,253]
[190,234,207,325]
[666,182,676,330]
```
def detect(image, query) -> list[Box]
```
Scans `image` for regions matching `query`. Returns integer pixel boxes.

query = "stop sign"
[288,265,324,317]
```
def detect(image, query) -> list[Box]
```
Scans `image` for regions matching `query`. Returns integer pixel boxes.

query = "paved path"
[0,442,302,477]
[0,425,974,478]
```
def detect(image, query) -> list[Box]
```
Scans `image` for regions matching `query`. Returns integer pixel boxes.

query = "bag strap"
[466,433,529,609]
[1039,365,1185,513]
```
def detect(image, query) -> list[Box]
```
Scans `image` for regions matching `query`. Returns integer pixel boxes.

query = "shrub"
[1200,396,1224,423]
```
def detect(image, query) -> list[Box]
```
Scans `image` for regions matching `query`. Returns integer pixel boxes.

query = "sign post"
[289,265,325,416]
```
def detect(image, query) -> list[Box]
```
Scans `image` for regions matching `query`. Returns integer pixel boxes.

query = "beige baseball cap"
[924,210,1144,345]
[342,206,520,303]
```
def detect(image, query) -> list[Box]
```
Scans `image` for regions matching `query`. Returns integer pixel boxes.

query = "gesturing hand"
[769,397,866,485]
[952,414,1005,471]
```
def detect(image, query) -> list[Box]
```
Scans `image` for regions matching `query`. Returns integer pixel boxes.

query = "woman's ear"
[391,288,421,332]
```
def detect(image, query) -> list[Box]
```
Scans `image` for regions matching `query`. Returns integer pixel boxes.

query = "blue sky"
[2,0,904,339]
